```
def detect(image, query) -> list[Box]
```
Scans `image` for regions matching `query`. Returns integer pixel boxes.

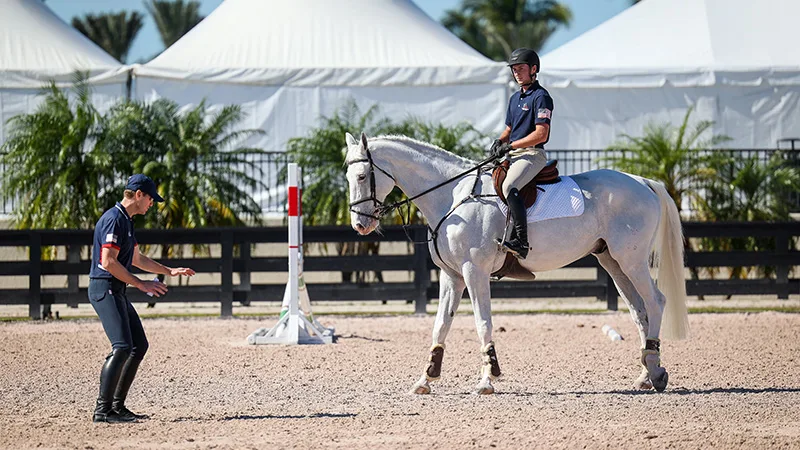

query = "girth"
[492,159,561,208]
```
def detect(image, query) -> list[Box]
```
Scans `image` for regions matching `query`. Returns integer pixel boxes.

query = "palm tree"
[442,0,572,60]
[145,0,204,49]
[1,74,115,257]
[71,12,144,63]
[695,154,800,223]
[601,106,731,212]
[100,99,266,245]
[693,153,800,280]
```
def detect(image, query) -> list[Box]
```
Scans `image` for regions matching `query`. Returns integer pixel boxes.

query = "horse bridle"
[346,144,504,251]
[346,148,397,221]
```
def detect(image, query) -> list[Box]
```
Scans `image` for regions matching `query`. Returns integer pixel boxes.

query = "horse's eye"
[357,174,367,182]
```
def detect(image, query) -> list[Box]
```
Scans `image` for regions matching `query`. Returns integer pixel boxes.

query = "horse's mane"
[371,135,475,166]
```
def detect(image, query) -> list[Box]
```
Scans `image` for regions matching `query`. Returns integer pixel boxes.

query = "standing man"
[489,47,554,260]
[88,174,196,423]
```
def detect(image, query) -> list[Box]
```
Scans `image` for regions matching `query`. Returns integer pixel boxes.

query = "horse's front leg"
[462,262,499,395]
[412,269,465,395]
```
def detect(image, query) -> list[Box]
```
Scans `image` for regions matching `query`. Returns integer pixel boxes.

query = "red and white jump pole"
[247,163,333,345]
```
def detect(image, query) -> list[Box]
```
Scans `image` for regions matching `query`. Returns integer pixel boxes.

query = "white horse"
[344,132,688,394]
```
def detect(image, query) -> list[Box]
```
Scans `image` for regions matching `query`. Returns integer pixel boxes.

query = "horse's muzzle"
[352,219,377,235]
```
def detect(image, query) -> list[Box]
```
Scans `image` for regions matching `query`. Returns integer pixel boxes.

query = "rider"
[489,47,553,260]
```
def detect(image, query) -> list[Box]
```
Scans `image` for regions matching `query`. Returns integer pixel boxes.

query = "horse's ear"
[360,132,369,149]
[345,132,357,147]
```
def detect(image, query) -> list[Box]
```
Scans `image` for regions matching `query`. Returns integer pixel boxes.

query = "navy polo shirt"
[90,202,138,279]
[505,81,554,148]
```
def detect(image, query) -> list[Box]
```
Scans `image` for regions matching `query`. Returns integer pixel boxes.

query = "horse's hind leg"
[411,269,465,395]
[614,255,670,392]
[595,251,655,390]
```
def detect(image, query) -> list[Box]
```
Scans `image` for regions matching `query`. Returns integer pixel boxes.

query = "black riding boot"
[502,188,529,259]
[112,356,149,420]
[93,349,136,423]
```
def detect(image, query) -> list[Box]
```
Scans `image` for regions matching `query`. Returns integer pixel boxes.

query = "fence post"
[29,232,42,320]
[598,265,618,311]
[220,231,234,317]
[239,242,251,306]
[66,244,81,308]
[776,232,790,300]
[413,227,431,315]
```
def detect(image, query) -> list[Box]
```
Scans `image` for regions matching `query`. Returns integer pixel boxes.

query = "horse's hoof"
[475,379,495,395]
[634,369,653,390]
[411,377,431,395]
[651,369,669,392]
[412,385,431,395]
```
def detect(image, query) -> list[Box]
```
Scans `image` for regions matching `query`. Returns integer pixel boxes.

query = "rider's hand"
[490,141,513,159]
[488,139,503,158]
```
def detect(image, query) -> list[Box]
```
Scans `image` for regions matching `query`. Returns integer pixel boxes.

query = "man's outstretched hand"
[169,267,196,277]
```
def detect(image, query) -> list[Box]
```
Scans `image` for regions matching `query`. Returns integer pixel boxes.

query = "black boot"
[93,349,136,423]
[112,357,149,420]
[502,188,529,259]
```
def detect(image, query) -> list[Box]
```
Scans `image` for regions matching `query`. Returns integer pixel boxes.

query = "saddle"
[492,159,561,208]
[490,160,561,281]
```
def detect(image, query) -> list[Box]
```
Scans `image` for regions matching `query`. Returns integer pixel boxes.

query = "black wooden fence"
[0,223,798,319]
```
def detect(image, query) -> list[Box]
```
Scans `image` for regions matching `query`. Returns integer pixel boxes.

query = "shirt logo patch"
[521,103,530,111]
[537,108,552,119]
[105,234,118,244]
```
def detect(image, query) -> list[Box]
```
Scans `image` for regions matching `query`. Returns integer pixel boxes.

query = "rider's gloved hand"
[489,140,513,159]
[488,139,504,158]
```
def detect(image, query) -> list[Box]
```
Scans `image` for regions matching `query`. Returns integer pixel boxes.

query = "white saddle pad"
[497,176,585,224]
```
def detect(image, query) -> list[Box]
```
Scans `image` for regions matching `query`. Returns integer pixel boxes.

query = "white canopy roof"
[135,0,506,86]
[540,0,800,88]
[0,0,127,88]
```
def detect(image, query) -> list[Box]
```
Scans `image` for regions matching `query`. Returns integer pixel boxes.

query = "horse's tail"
[644,178,689,340]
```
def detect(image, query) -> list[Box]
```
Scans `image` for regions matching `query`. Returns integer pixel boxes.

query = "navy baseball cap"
[126,174,164,203]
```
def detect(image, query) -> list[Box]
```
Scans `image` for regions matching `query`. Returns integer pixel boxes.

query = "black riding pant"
[88,278,149,360]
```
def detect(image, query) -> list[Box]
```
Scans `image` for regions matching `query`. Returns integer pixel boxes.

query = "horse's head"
[345,132,396,235]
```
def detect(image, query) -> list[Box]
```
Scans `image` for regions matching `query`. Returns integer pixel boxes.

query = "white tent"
[133,0,509,151]
[539,0,800,149]
[0,0,128,143]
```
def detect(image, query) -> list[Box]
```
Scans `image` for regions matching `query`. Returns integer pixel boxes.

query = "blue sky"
[45,0,633,63]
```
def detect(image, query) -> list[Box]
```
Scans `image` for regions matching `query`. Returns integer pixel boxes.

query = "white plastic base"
[247,311,334,345]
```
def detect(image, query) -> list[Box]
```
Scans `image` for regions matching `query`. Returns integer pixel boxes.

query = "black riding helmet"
[507,48,540,73]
